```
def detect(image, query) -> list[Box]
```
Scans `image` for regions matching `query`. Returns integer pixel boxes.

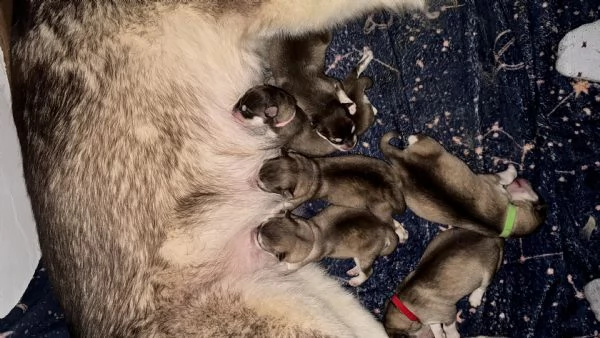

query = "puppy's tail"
[379,131,404,161]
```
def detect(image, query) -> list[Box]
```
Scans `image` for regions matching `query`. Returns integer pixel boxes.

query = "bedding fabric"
[2,0,599,336]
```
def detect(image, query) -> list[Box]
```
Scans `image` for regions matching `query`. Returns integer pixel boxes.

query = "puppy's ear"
[265,106,278,118]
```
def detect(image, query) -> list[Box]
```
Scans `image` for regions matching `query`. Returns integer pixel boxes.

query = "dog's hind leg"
[348,254,377,287]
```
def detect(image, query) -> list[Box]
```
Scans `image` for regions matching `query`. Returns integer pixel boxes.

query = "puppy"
[380,132,547,237]
[232,84,339,155]
[256,206,400,286]
[384,227,504,338]
[261,32,376,154]
[258,151,408,239]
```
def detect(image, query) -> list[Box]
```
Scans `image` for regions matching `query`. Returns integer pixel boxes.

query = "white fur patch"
[356,47,374,76]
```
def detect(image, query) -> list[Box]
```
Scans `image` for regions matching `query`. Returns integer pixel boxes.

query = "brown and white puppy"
[257,206,400,286]
[384,227,504,338]
[380,132,547,237]
[232,84,341,155]
[263,32,377,154]
[233,52,376,155]
[258,151,408,240]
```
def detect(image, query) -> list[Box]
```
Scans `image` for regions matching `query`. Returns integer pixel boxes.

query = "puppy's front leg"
[430,323,447,338]
[443,322,460,338]
[348,255,376,287]
[253,0,424,34]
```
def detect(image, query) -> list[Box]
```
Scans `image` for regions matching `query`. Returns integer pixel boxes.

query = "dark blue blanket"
[2,1,599,337]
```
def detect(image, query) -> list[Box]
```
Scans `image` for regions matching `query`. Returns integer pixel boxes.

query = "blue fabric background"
[2,1,599,337]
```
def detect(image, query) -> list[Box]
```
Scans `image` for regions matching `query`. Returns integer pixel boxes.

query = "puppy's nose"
[342,138,357,150]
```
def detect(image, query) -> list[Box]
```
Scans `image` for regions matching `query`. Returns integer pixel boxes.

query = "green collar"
[500,203,517,238]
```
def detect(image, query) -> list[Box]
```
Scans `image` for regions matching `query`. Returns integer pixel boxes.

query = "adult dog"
[11,1,423,336]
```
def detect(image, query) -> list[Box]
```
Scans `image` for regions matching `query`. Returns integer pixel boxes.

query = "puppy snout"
[341,137,357,150]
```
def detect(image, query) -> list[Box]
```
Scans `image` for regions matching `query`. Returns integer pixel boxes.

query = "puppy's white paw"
[349,274,368,287]
[357,47,374,76]
[348,102,357,115]
[507,164,517,177]
[346,266,361,277]
[468,287,486,307]
[393,220,409,243]
[497,164,518,185]
[408,135,419,145]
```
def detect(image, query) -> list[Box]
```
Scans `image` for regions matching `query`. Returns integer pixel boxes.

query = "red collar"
[391,294,419,322]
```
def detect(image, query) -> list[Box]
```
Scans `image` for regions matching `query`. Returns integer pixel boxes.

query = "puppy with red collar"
[384,227,504,338]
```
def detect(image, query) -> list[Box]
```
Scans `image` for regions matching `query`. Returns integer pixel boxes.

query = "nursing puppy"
[257,206,400,286]
[384,227,504,338]
[258,151,408,239]
[380,132,547,237]
[12,1,425,336]
[232,84,341,155]
[266,32,377,153]
[234,55,376,155]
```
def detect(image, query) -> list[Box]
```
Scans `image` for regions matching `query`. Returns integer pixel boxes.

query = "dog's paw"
[407,135,419,145]
[393,220,409,243]
[468,287,485,307]
[349,274,368,287]
[356,47,374,76]
[346,266,361,277]
[497,164,518,185]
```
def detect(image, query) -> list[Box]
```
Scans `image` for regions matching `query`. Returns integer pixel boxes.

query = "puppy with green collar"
[380,132,547,238]
[384,227,504,338]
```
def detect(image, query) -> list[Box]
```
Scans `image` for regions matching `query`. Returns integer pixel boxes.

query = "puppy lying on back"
[380,132,547,237]
[256,206,399,286]
[258,151,408,239]
[384,227,504,338]
[233,33,376,155]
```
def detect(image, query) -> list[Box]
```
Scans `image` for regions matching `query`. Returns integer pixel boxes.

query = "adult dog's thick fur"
[11,1,423,336]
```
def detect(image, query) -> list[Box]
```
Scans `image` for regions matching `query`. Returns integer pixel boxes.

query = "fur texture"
[257,206,400,287]
[11,0,424,336]
[380,132,547,237]
[384,228,504,338]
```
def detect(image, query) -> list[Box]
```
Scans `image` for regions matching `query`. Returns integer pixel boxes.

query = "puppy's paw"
[349,274,368,287]
[497,164,518,185]
[468,287,485,307]
[393,220,409,243]
[356,47,374,76]
[346,266,361,277]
